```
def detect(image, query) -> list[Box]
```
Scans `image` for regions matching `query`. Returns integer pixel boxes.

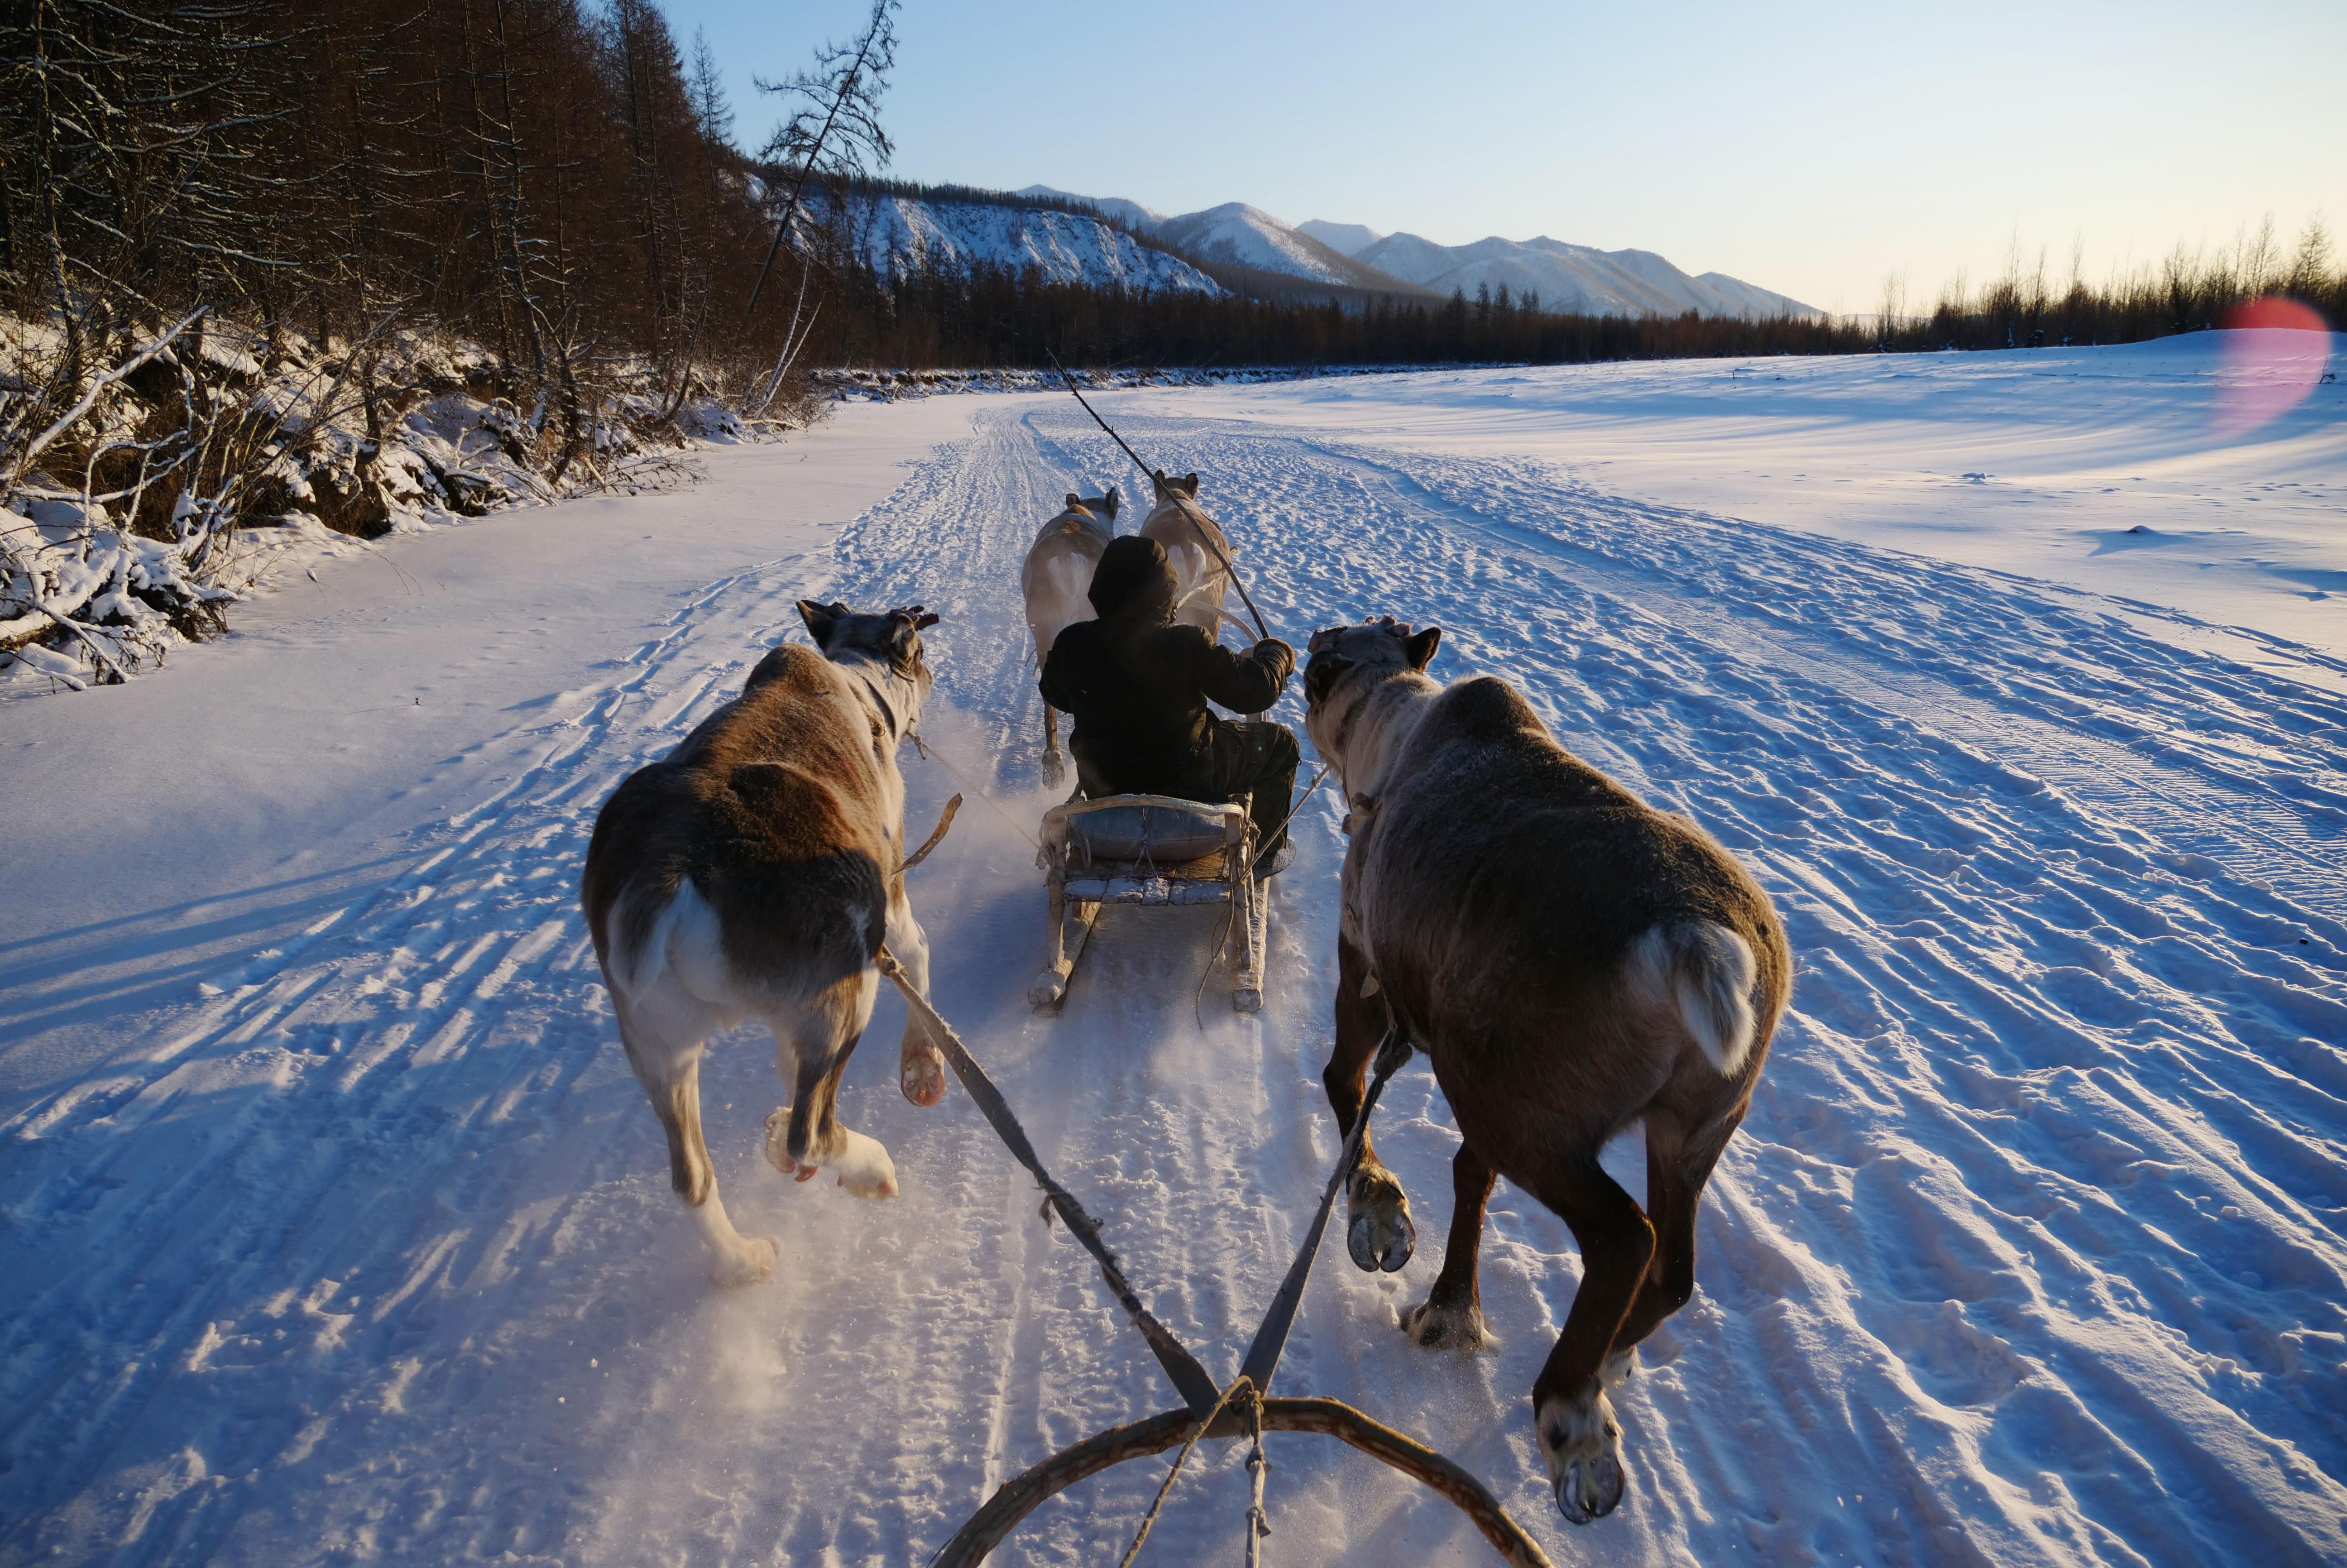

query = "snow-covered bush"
[1,313,779,692]
[0,490,232,689]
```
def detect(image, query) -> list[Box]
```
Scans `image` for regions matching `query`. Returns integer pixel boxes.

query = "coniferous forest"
[4,0,2343,678]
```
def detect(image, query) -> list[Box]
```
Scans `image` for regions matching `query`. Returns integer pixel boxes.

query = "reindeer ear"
[1066,492,1082,510]
[1306,626,1344,654]
[1179,472,1199,497]
[913,609,941,630]
[1102,487,1120,519]
[1305,654,1353,705]
[1405,626,1442,671]
[798,599,841,647]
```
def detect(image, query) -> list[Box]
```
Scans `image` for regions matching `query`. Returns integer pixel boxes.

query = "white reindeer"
[1019,488,1117,782]
[1138,470,1240,640]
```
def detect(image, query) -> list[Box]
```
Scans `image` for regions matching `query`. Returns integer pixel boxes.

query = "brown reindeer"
[1303,617,1790,1525]
[1138,470,1242,641]
[1019,489,1118,782]
[581,600,947,1286]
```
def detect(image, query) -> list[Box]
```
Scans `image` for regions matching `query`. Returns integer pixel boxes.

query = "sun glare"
[2214,295,2333,436]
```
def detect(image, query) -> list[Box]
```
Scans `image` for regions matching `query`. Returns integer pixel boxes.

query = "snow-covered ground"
[4,337,2343,1567]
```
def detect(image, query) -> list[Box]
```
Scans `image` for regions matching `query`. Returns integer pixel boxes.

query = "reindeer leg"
[615,988,777,1287]
[1328,935,1413,1272]
[1517,1155,1654,1525]
[764,973,899,1199]
[1402,1143,1496,1349]
[1607,1110,1741,1384]
[1041,704,1065,785]
[885,897,947,1107]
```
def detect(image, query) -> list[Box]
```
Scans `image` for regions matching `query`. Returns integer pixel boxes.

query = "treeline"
[1873,220,2347,351]
[796,220,2347,373]
[807,264,1868,368]
[1,0,808,466]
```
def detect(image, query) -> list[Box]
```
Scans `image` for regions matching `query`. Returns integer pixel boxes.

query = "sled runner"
[1028,793,1273,1013]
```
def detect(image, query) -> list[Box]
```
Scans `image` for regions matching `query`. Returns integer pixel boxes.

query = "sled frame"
[1028,793,1265,1013]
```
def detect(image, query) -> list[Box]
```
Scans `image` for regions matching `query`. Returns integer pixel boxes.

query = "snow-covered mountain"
[804,187,1221,295]
[1147,203,1405,291]
[1012,184,1166,235]
[820,179,1813,317]
[1020,186,1815,317]
[1013,191,1428,297]
[1296,219,1384,255]
[1353,231,1817,318]
[1693,270,1819,318]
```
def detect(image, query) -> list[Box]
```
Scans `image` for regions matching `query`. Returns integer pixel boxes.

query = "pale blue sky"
[664,0,2346,314]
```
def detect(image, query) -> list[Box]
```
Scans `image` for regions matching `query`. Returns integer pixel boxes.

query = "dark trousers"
[1077,721,1302,859]
[1177,720,1301,861]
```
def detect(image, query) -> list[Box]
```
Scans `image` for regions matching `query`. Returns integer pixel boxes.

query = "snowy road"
[5,347,2345,1567]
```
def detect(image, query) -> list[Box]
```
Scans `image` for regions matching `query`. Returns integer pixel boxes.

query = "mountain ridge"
[896,182,1820,318]
[1343,228,1817,318]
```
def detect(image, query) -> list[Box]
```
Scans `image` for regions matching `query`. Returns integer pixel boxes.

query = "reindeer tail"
[1629,919,1758,1077]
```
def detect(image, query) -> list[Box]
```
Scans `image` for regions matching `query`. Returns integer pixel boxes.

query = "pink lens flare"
[2213,296,2332,436]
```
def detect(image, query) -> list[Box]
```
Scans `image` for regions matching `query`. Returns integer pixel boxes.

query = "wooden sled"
[1028,793,1269,1014]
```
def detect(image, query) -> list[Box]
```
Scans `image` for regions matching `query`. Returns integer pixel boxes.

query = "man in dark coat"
[1039,535,1300,866]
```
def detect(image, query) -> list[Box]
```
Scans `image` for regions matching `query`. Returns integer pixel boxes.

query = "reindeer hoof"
[830,1128,900,1200]
[1345,1168,1415,1272]
[1554,1454,1626,1525]
[1401,1296,1492,1351]
[1538,1390,1626,1525]
[1348,1209,1415,1272]
[1042,753,1066,787]
[901,1045,947,1107]
[709,1235,779,1288]
[763,1108,798,1175]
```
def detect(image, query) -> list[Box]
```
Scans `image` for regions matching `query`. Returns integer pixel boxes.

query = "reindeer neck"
[1337,671,1441,805]
[834,654,923,748]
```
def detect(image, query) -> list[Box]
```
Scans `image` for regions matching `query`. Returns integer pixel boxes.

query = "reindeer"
[1019,489,1118,782]
[1302,617,1790,1526]
[581,600,948,1286]
[1138,470,1239,641]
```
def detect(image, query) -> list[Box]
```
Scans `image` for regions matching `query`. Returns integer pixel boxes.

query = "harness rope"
[908,732,1040,849]
[1045,350,1273,643]
[875,948,1221,1415]
[882,687,1547,1562]
[1114,1374,1252,1568]
[884,923,1432,1563]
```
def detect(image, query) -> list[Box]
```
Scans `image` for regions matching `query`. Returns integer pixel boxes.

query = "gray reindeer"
[1303,616,1791,1525]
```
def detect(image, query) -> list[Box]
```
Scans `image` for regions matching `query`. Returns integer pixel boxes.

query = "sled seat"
[1063,799,1236,870]
[1030,794,1267,1012]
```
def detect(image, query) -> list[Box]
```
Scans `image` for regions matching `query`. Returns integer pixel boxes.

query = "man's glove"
[1253,638,1296,681]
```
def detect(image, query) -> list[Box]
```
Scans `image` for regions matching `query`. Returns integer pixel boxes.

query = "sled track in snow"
[2,397,2343,1567]
[824,401,2347,1566]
